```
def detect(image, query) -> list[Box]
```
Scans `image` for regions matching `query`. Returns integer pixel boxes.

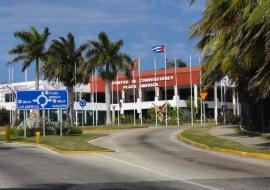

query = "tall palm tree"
[42,33,86,126]
[189,0,270,132]
[246,0,270,98]
[8,26,50,90]
[83,32,133,125]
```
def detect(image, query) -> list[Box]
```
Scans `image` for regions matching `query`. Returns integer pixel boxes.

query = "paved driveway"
[0,126,270,189]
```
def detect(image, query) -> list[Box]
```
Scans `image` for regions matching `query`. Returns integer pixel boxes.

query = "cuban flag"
[152,45,165,53]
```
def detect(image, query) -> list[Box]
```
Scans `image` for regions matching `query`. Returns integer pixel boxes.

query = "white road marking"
[96,153,220,190]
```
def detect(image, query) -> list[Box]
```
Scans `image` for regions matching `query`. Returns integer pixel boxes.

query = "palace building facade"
[0,66,240,125]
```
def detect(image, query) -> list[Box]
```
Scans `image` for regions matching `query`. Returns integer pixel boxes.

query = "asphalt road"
[1,126,270,190]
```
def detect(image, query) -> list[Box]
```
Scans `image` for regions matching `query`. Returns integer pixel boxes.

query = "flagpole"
[139,57,143,126]
[112,81,114,126]
[92,70,95,126]
[95,68,98,126]
[190,55,194,126]
[25,68,28,84]
[8,68,10,83]
[117,75,120,125]
[164,47,168,127]
[175,57,179,126]
[11,66,14,83]
[133,69,136,126]
[154,57,158,127]
[74,61,77,126]
[24,68,28,119]
[8,68,11,124]
[199,57,203,126]
[11,66,14,126]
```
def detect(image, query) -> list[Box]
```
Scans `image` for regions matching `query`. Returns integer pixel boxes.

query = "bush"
[120,114,135,124]
[0,108,10,126]
[226,112,241,124]
[69,126,82,135]
[11,120,82,137]
[217,112,240,125]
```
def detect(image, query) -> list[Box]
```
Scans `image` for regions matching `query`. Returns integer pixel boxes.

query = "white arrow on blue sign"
[16,90,68,110]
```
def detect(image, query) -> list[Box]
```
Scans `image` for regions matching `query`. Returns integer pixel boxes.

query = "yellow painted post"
[5,125,10,142]
[35,132,41,144]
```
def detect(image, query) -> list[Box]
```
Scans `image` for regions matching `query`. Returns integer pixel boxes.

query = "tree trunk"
[67,86,74,126]
[11,110,17,128]
[105,79,112,125]
[35,58,40,123]
[35,58,40,90]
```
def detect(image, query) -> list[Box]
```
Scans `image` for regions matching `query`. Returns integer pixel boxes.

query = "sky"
[0,0,204,83]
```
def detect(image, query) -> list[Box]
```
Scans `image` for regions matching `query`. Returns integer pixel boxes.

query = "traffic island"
[179,127,270,160]
[0,133,114,154]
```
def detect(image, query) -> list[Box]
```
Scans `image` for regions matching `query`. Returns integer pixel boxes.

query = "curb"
[179,132,270,160]
[2,141,114,154]
[83,126,148,131]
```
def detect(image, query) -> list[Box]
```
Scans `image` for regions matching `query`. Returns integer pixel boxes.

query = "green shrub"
[11,120,82,137]
[120,114,134,124]
[69,126,82,135]
[10,127,24,136]
[0,108,10,126]
[217,112,240,125]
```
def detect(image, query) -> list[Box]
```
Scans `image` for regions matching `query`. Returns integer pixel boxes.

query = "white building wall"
[0,80,237,112]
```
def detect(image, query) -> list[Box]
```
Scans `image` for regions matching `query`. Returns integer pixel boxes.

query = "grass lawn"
[82,124,148,131]
[181,127,270,154]
[0,133,110,152]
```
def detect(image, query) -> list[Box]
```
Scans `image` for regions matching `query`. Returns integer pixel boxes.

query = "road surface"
[0,126,270,189]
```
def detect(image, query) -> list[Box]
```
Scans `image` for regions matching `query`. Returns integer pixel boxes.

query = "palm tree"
[246,0,270,98]
[8,26,50,124]
[189,0,270,132]
[8,26,50,90]
[83,32,133,125]
[42,33,86,126]
[189,0,269,97]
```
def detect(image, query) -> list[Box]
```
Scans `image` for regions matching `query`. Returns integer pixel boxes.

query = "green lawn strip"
[0,133,109,151]
[181,127,270,154]
[82,124,148,131]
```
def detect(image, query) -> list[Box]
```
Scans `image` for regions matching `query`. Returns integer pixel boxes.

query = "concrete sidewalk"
[210,126,270,149]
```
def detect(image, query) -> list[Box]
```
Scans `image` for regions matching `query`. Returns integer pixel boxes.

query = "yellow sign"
[199,92,208,101]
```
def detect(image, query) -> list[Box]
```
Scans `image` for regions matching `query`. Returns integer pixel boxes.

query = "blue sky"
[0,0,204,83]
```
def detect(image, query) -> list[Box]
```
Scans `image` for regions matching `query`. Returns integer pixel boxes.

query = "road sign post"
[222,105,228,125]
[79,99,86,127]
[16,90,68,137]
[42,110,45,137]
[199,92,208,126]
[60,109,63,137]
[23,111,26,139]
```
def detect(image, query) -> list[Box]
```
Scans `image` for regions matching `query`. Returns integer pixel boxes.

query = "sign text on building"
[112,76,174,90]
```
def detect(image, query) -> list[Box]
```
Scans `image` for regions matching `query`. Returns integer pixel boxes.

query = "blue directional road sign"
[222,105,228,113]
[16,90,68,110]
[79,99,86,108]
